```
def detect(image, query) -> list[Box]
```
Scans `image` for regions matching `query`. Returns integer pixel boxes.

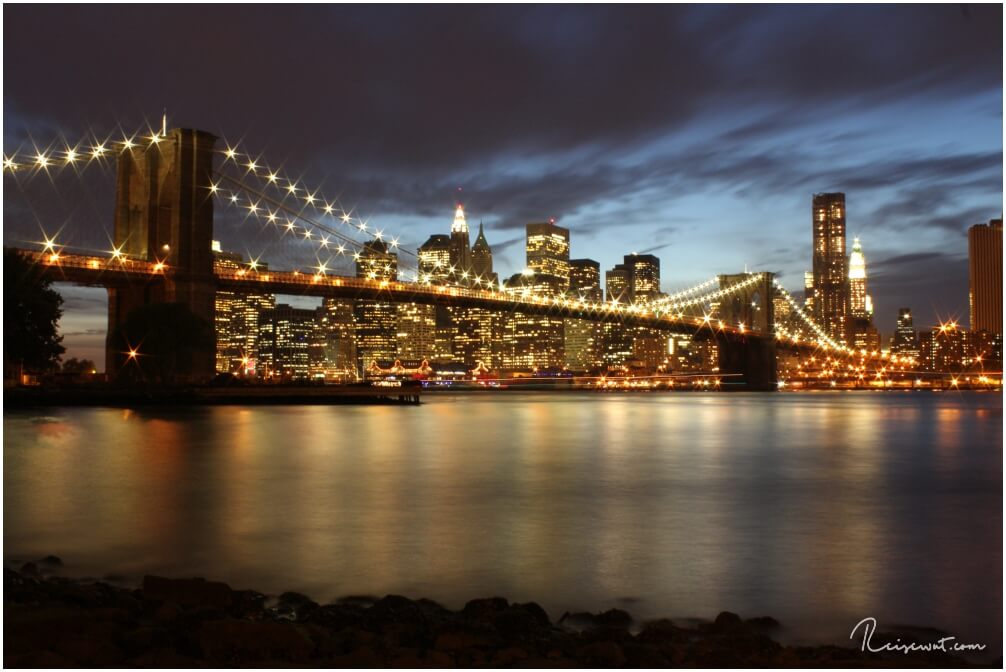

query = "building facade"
[565,259,603,371]
[968,218,1003,334]
[354,239,399,375]
[811,192,850,344]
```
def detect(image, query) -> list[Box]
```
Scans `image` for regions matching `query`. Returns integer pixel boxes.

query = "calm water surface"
[5,392,1002,654]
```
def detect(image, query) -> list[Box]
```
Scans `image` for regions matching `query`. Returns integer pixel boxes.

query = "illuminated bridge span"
[5,123,908,389]
[25,250,774,335]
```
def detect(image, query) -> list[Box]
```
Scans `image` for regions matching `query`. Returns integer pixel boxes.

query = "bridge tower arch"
[106,128,218,380]
[715,272,778,390]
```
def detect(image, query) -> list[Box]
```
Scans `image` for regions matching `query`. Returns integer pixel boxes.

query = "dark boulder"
[142,575,233,610]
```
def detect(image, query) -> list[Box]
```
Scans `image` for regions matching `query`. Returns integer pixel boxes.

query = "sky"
[3,4,1002,365]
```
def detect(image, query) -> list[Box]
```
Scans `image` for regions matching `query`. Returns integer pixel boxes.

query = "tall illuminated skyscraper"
[565,259,603,371]
[319,298,357,381]
[418,234,452,284]
[890,308,919,360]
[625,253,661,302]
[526,220,570,288]
[449,203,473,277]
[605,264,629,303]
[354,239,399,374]
[471,222,497,287]
[811,192,850,344]
[848,236,880,350]
[968,218,1003,334]
[848,237,869,318]
[213,246,274,376]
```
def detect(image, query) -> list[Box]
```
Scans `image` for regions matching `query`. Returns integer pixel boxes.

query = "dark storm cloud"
[4,5,1000,168]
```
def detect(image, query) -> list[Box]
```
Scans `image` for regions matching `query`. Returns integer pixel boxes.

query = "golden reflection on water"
[4,392,1002,652]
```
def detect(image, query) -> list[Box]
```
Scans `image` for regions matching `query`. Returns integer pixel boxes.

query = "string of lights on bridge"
[5,124,924,366]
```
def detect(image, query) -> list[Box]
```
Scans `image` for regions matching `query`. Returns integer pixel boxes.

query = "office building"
[260,303,317,380]
[526,220,570,288]
[213,247,275,376]
[565,259,603,371]
[968,218,1003,334]
[890,308,919,360]
[354,239,399,375]
[811,192,850,344]
[625,253,661,302]
[318,298,357,381]
[449,203,473,278]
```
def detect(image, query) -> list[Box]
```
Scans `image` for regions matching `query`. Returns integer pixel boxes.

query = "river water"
[4,391,1002,655]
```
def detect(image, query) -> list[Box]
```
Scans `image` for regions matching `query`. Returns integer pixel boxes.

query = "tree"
[62,357,97,374]
[4,247,65,375]
[110,302,214,384]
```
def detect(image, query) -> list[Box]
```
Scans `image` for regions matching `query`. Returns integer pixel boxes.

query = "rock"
[309,603,368,631]
[199,619,315,663]
[462,596,509,622]
[128,649,206,668]
[746,615,781,630]
[558,611,596,630]
[491,605,551,640]
[40,555,64,567]
[595,608,633,628]
[330,646,381,667]
[273,591,319,620]
[53,635,125,666]
[336,594,380,607]
[4,650,74,668]
[154,601,183,623]
[19,561,40,578]
[142,575,233,610]
[578,640,626,667]
[363,594,427,630]
[491,645,528,665]
[434,628,498,651]
[637,618,688,643]
[512,601,551,628]
[712,610,744,631]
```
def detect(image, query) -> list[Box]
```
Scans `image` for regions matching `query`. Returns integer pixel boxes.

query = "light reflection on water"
[4,392,1002,654]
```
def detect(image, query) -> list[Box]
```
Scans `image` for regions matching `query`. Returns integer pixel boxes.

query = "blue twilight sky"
[3,5,1002,365]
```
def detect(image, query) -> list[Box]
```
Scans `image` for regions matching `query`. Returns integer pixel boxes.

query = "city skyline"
[3,5,1002,363]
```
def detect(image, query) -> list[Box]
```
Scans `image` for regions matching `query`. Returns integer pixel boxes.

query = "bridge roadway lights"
[716,334,778,391]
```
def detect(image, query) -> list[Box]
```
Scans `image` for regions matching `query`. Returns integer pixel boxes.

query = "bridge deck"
[19,250,856,356]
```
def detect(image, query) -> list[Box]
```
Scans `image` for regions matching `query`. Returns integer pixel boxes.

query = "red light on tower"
[549,217,555,224]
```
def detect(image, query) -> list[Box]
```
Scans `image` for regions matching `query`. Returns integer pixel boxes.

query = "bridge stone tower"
[716,272,777,390]
[716,272,775,333]
[106,128,218,380]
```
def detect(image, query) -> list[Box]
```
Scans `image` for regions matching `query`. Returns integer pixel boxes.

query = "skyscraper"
[890,308,919,360]
[847,237,880,350]
[968,218,1003,334]
[318,298,357,381]
[848,237,869,318]
[565,259,603,371]
[625,253,661,302]
[418,234,452,284]
[471,221,497,287]
[605,264,629,303]
[526,220,570,288]
[449,203,473,278]
[213,246,275,376]
[811,192,850,344]
[260,303,317,380]
[354,239,399,374]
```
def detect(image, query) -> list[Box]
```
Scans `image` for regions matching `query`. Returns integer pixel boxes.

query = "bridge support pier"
[105,128,217,382]
[716,335,778,391]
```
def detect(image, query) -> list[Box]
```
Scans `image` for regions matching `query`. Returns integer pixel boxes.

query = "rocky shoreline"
[5,560,985,668]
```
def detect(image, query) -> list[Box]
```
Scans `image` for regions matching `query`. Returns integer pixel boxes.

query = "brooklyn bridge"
[5,126,911,390]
